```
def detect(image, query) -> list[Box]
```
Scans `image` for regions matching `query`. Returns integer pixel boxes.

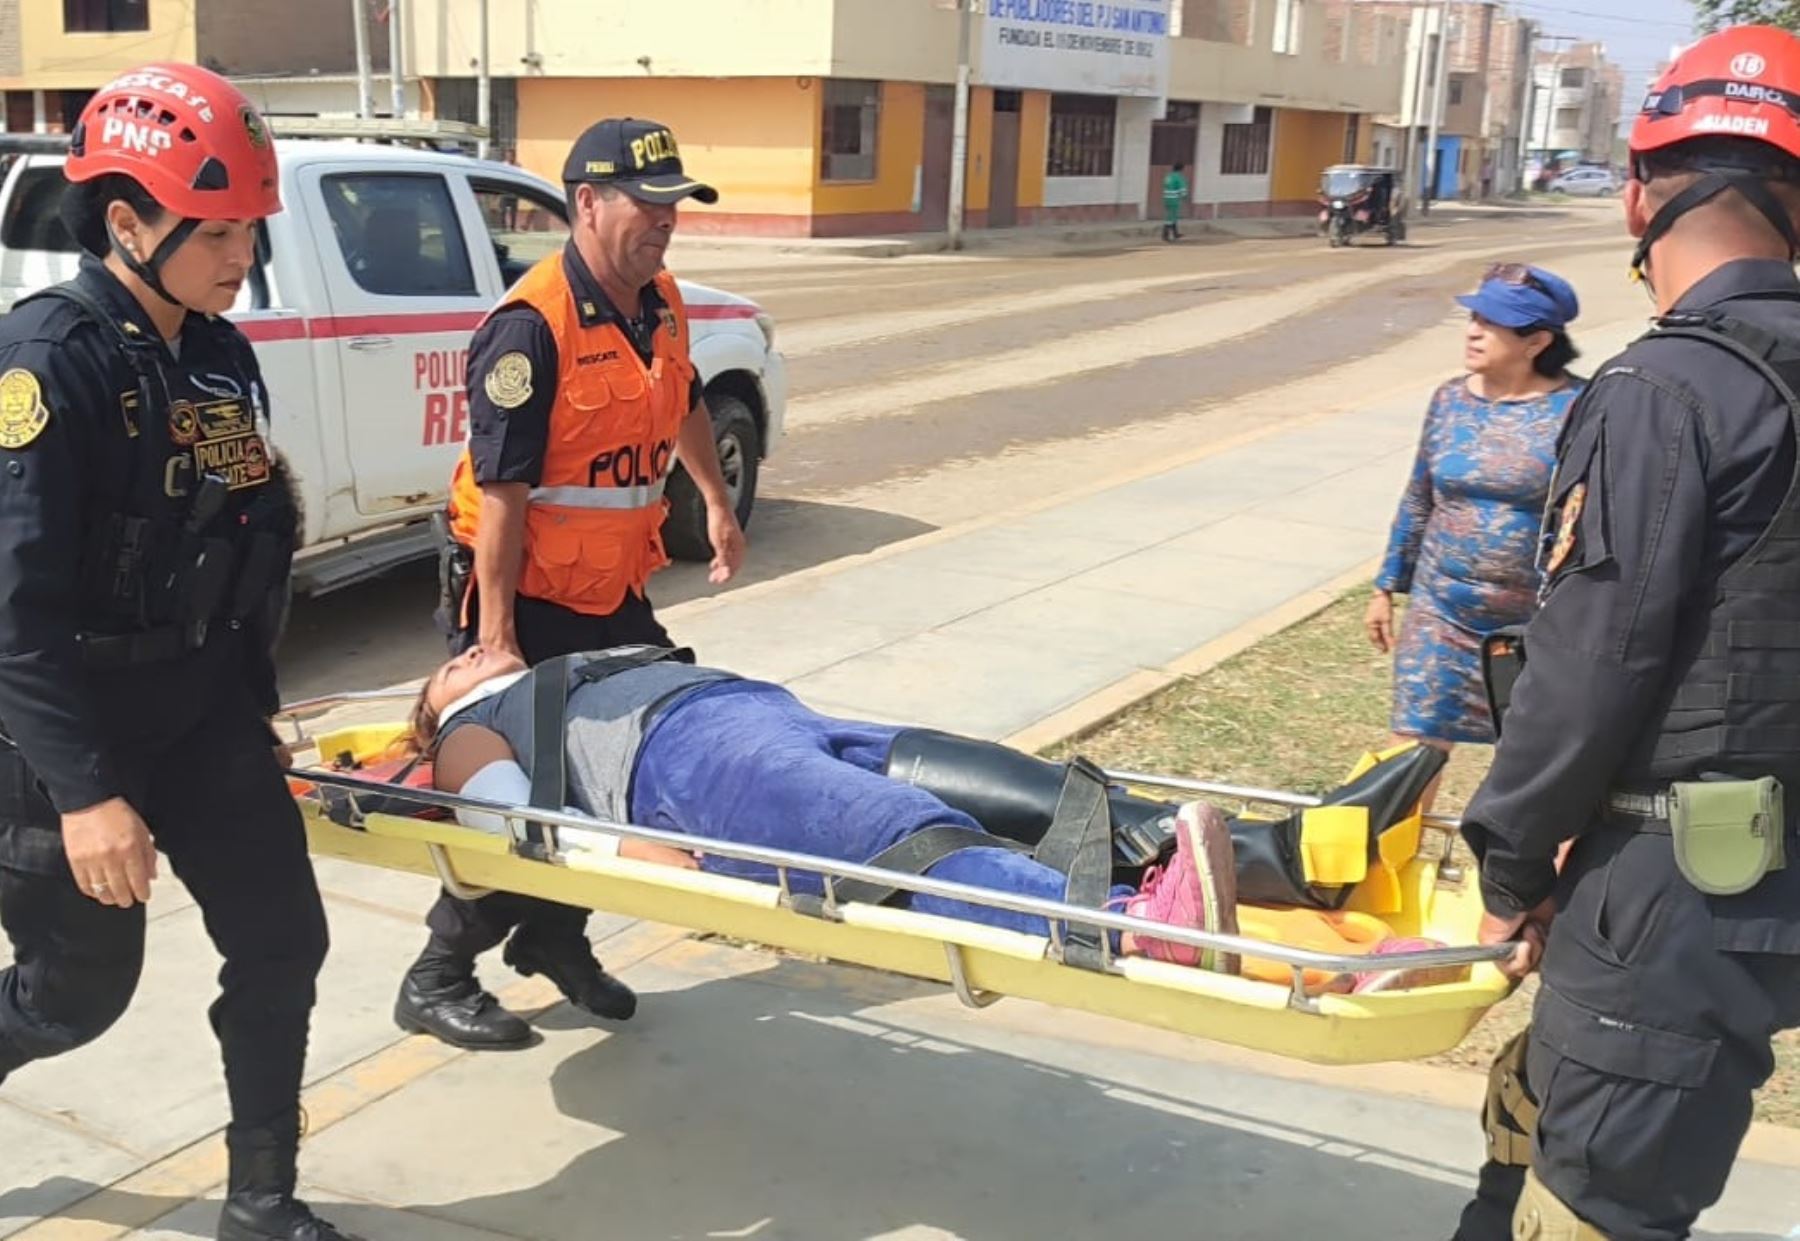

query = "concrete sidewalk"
[7,309,1800,1238]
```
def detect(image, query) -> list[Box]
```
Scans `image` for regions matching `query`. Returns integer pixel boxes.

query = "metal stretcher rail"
[291,762,1516,1012]
[1103,770,1463,833]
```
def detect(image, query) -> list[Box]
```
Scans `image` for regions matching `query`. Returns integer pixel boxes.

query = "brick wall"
[196,0,387,75]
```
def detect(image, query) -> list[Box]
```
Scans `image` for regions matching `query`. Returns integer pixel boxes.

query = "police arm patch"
[483,351,534,410]
[1545,482,1586,575]
[0,368,50,449]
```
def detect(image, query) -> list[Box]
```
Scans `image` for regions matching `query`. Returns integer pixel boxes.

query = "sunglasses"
[1483,262,1552,295]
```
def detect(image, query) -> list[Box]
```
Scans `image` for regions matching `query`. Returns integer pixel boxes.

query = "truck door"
[300,165,491,517]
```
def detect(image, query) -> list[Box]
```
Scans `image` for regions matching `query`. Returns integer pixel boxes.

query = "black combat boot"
[503,927,637,1021]
[218,1114,361,1241]
[393,944,532,1050]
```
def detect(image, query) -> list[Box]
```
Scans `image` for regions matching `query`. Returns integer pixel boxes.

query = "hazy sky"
[1506,0,1700,132]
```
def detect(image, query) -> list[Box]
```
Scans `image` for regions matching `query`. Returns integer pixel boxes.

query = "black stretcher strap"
[1030,757,1115,970]
[524,646,696,857]
[830,826,1030,908]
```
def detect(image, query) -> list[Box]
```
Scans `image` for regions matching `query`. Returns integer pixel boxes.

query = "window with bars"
[821,80,880,182]
[1342,113,1360,163]
[63,0,147,33]
[1047,94,1117,178]
[1220,107,1272,176]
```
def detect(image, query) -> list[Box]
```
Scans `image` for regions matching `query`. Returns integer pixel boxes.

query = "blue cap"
[1455,265,1580,330]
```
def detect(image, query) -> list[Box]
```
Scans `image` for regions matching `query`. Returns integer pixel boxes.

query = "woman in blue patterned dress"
[1366,264,1585,800]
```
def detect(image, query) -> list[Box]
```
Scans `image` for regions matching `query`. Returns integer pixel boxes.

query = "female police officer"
[0,67,356,1240]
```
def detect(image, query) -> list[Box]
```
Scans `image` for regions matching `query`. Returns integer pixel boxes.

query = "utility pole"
[477,0,492,159]
[947,0,974,250]
[351,0,375,120]
[1514,23,1537,195]
[1402,1,1435,199]
[387,0,407,119]
[1423,0,1451,210]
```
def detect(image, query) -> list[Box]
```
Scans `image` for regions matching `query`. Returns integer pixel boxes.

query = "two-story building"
[1528,40,1623,171]
[406,0,1406,236]
[1357,0,1535,202]
[0,0,414,134]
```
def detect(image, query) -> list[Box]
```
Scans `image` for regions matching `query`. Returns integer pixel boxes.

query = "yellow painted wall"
[410,0,838,80]
[2,0,196,90]
[1271,109,1352,202]
[1018,91,1049,211]
[814,81,924,217]
[966,87,993,213]
[1355,116,1375,165]
[515,78,817,219]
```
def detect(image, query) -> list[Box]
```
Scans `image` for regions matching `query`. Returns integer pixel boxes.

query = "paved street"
[8,199,1800,1239]
[274,200,1622,701]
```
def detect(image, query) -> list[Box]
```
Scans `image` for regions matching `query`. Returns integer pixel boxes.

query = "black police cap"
[562,118,719,205]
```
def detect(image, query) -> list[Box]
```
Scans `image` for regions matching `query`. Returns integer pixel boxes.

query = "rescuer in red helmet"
[1449,24,1800,1241]
[0,65,359,1240]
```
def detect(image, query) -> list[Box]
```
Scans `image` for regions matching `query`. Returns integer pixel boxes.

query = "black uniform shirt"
[465,242,702,487]
[1463,258,1800,917]
[0,257,290,815]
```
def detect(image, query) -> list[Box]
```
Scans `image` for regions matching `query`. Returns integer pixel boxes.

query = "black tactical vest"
[14,281,295,667]
[1617,311,1800,796]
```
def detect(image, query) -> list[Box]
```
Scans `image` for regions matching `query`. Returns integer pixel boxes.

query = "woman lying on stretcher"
[408,644,1447,992]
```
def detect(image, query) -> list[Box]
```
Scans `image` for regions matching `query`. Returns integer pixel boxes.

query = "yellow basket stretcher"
[279,698,1514,1068]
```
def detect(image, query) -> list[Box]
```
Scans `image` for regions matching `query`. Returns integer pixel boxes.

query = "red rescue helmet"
[1628,26,1800,277]
[1631,25,1800,164]
[67,63,281,221]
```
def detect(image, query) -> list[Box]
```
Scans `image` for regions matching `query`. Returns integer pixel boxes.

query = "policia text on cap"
[1449,24,1800,1241]
[397,118,746,1051]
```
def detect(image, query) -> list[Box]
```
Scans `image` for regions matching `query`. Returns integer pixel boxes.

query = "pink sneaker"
[1123,801,1240,974]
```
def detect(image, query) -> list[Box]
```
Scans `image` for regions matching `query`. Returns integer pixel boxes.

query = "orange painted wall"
[966,87,994,212]
[813,81,926,216]
[515,77,817,218]
[1271,109,1352,202]
[1018,91,1050,210]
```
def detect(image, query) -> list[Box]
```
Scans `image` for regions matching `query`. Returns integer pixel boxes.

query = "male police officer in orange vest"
[397,118,746,1049]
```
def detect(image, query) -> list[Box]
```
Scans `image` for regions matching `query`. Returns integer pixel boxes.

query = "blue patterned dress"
[1376,376,1582,743]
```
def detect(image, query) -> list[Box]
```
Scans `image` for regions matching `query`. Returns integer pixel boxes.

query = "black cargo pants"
[0,703,328,1135]
[1455,822,1800,1241]
[426,586,673,961]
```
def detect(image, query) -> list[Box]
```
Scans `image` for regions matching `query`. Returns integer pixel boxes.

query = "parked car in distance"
[1547,166,1620,197]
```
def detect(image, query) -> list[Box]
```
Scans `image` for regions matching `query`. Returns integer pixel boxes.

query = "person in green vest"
[1162,162,1188,242]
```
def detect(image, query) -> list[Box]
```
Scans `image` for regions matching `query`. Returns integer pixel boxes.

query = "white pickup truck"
[0,137,788,594]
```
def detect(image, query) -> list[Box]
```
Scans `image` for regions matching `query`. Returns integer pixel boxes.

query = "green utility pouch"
[1666,777,1787,897]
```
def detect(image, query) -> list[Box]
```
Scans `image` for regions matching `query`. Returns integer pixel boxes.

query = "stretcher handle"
[1102,769,1463,832]
[293,766,1515,978]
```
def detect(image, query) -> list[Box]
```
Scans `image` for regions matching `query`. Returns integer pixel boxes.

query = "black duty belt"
[1605,790,1671,822]
[75,623,211,670]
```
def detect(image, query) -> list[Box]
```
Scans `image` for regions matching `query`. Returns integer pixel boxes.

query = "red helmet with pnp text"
[66,63,281,221]
[1631,26,1800,165]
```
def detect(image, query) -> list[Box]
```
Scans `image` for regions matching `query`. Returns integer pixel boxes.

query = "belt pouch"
[1666,776,1786,896]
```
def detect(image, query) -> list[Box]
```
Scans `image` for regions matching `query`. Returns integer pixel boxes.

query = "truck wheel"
[662,393,761,563]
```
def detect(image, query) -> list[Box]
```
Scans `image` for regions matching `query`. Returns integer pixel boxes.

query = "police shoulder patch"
[1545,482,1587,575]
[483,351,534,410]
[0,368,50,450]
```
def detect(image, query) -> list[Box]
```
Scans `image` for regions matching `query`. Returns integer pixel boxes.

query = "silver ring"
[90,880,109,895]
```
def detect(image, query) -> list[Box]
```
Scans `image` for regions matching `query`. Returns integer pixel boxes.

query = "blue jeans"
[631,681,1133,938]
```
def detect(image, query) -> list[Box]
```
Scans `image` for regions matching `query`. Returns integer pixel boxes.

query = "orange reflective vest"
[447,255,695,617]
